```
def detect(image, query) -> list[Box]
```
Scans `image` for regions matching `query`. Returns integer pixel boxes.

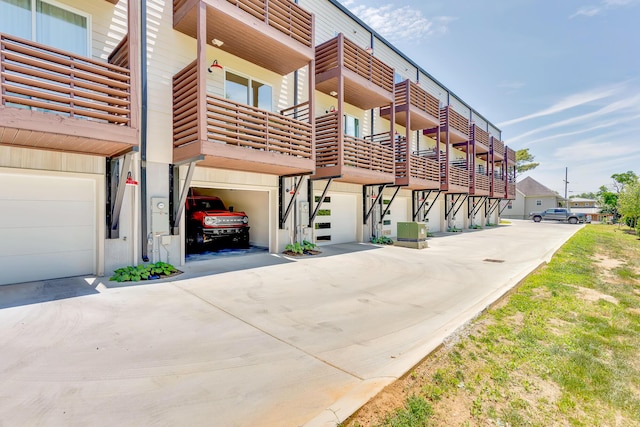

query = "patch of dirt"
[571,285,619,305]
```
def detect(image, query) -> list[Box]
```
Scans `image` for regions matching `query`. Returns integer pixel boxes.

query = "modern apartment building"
[0,0,516,286]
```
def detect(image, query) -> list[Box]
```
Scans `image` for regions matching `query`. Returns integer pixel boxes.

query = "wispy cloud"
[554,132,640,163]
[570,0,638,18]
[498,84,621,127]
[511,92,640,144]
[340,1,457,42]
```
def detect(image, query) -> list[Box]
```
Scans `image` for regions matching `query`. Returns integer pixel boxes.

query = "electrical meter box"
[396,221,428,249]
[151,197,170,235]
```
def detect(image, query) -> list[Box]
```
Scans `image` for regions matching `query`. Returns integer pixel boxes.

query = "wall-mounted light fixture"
[208,60,223,73]
[365,46,373,54]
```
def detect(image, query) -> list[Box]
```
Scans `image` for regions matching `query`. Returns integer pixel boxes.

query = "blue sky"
[339,0,640,196]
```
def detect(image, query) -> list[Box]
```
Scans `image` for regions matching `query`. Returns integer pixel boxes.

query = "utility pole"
[564,167,569,209]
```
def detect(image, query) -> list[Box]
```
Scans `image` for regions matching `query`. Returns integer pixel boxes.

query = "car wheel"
[568,217,578,224]
[533,216,542,223]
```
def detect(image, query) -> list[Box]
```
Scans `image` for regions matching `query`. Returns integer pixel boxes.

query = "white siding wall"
[298,0,371,46]
[471,112,488,131]
[450,96,471,119]
[418,71,447,107]
[373,36,414,82]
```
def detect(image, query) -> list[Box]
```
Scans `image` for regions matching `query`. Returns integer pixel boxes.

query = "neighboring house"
[569,198,612,223]
[502,177,564,220]
[0,0,517,286]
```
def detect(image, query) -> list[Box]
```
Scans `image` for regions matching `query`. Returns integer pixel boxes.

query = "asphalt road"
[0,220,583,426]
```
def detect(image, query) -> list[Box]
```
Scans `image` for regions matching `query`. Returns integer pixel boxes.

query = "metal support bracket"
[499,200,512,215]
[485,198,501,219]
[445,193,467,220]
[170,159,199,235]
[308,177,334,226]
[106,151,135,239]
[363,184,388,224]
[467,196,487,219]
[279,175,306,229]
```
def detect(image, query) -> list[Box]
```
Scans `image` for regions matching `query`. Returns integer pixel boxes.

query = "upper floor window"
[225,71,272,111]
[0,0,89,56]
[536,200,542,206]
[394,72,405,84]
[344,115,359,138]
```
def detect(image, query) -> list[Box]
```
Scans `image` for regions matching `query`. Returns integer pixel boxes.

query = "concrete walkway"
[0,220,582,427]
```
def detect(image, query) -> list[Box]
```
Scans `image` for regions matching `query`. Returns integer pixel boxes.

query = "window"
[394,72,405,84]
[225,71,272,111]
[0,0,89,56]
[536,200,542,206]
[344,115,359,137]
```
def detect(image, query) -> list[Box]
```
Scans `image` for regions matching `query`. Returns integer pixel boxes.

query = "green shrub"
[110,262,177,282]
[371,235,394,245]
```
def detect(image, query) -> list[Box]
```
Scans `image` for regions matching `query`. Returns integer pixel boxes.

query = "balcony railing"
[449,164,469,188]
[315,112,393,174]
[472,125,489,150]
[0,32,131,125]
[395,138,439,183]
[316,36,394,94]
[173,60,312,161]
[475,174,490,192]
[395,80,439,119]
[492,137,505,158]
[175,0,312,48]
[507,147,516,163]
[440,106,469,140]
[204,96,312,158]
[493,177,506,195]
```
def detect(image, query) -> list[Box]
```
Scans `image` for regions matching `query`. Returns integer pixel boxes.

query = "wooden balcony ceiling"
[316,76,393,111]
[0,107,137,157]
[105,0,118,4]
[174,0,313,75]
[173,141,315,176]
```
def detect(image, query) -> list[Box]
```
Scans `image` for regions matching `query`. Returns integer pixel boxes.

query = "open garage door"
[313,193,357,246]
[185,187,269,258]
[0,172,97,286]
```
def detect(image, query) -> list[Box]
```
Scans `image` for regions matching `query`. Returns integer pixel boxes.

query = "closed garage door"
[314,193,357,246]
[381,196,408,238]
[0,172,96,286]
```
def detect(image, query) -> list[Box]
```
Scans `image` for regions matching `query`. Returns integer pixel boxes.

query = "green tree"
[618,179,640,229]
[516,148,539,174]
[571,192,597,199]
[597,185,618,215]
[611,171,638,193]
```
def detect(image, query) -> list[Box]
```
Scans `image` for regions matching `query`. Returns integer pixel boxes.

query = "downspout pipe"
[140,0,149,262]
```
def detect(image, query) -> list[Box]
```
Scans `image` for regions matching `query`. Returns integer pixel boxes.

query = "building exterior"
[0,0,516,286]
[502,176,563,220]
[568,197,611,223]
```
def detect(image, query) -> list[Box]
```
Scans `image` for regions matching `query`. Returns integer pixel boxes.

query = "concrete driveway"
[0,220,583,426]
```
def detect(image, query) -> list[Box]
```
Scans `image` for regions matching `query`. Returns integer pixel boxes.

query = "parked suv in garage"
[186,188,250,248]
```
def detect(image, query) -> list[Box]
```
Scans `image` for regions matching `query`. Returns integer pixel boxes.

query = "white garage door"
[0,172,96,286]
[313,193,357,246]
[381,196,408,238]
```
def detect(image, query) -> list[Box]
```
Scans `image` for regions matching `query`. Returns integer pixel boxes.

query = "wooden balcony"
[493,176,506,198]
[380,80,439,130]
[394,138,439,190]
[446,162,470,193]
[491,136,505,161]
[471,170,491,196]
[0,33,137,157]
[506,147,516,199]
[424,106,470,145]
[173,0,313,75]
[173,60,314,175]
[315,34,394,110]
[313,112,394,184]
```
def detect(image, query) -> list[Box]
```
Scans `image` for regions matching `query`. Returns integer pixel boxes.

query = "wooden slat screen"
[449,164,469,187]
[315,112,340,168]
[346,132,393,173]
[224,0,312,47]
[108,34,129,68]
[475,174,490,192]
[1,32,131,125]
[408,81,439,119]
[492,138,505,157]
[173,60,200,147]
[205,94,312,158]
[506,147,516,163]
[473,125,489,146]
[448,107,469,138]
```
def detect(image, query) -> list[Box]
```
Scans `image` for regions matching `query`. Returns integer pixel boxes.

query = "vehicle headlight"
[242,216,249,224]
[204,217,218,226]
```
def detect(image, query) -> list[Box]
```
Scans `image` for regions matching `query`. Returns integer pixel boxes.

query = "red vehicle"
[185,188,250,248]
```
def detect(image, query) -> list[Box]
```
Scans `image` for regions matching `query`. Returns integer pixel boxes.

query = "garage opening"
[185,187,269,260]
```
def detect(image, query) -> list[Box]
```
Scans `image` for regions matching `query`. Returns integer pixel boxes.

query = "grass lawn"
[344,224,640,427]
